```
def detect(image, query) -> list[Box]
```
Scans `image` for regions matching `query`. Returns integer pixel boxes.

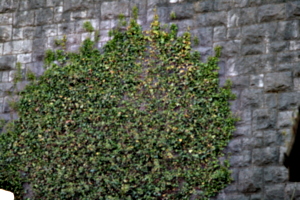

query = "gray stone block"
[238,167,263,193]
[287,1,300,19]
[26,62,45,77]
[214,40,241,58]
[101,1,130,20]
[265,184,285,200]
[284,183,300,200]
[264,130,283,146]
[227,27,241,39]
[265,72,292,92]
[176,19,195,31]
[277,111,293,128]
[250,74,264,88]
[230,75,250,89]
[277,20,299,40]
[4,40,33,55]
[0,25,12,42]
[257,4,286,23]
[58,22,76,35]
[196,11,227,27]
[264,167,288,184]
[228,138,242,153]
[232,0,248,8]
[241,89,263,108]
[233,125,252,137]
[230,150,251,167]
[241,44,265,56]
[170,3,193,20]
[194,1,214,13]
[0,0,18,13]
[0,13,13,25]
[267,41,289,53]
[14,10,35,27]
[253,109,276,130]
[264,93,277,109]
[28,0,46,9]
[252,147,279,165]
[0,55,16,70]
[197,27,213,46]
[23,27,36,40]
[214,0,231,11]
[35,8,54,25]
[64,0,92,11]
[276,51,298,64]
[214,26,227,41]
[278,92,300,110]
[241,24,265,44]
[228,8,257,28]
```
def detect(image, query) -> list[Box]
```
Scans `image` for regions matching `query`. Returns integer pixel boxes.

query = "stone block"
[264,167,288,184]
[232,125,251,138]
[277,20,299,40]
[250,74,264,88]
[252,147,279,165]
[276,51,298,64]
[64,0,91,11]
[267,41,289,53]
[14,10,35,27]
[214,0,231,11]
[238,167,263,193]
[3,40,32,55]
[242,44,265,55]
[0,25,12,42]
[230,150,251,167]
[46,0,63,7]
[264,130,283,146]
[265,184,285,200]
[264,93,277,109]
[23,27,36,40]
[232,0,248,8]
[228,7,257,28]
[176,19,195,30]
[241,24,265,44]
[241,89,263,108]
[253,109,276,130]
[0,0,18,13]
[0,55,16,70]
[243,137,264,149]
[227,27,241,39]
[170,3,193,20]
[277,111,293,128]
[228,138,242,153]
[278,92,300,110]
[236,107,252,126]
[17,54,32,64]
[257,4,285,23]
[58,22,76,35]
[26,62,45,77]
[264,72,292,92]
[294,78,300,91]
[196,11,227,27]
[214,40,241,58]
[0,13,13,25]
[286,1,300,19]
[289,40,300,51]
[101,1,130,20]
[230,75,250,89]
[35,8,53,25]
[213,26,227,41]
[194,1,213,13]
[0,189,14,200]
[195,27,213,47]
[70,10,87,21]
[42,24,57,37]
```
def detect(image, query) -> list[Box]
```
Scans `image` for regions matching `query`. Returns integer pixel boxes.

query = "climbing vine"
[0,10,236,200]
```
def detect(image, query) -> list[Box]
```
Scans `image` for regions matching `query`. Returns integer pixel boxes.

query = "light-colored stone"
[0,189,14,200]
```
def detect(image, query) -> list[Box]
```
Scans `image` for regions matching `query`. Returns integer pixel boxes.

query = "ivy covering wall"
[0,11,236,200]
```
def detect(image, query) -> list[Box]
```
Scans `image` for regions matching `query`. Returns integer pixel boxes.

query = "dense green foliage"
[0,13,236,199]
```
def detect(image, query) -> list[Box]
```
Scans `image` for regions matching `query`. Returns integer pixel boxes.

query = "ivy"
[0,11,237,200]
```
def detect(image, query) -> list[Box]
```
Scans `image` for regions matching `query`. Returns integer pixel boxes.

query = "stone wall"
[1,0,300,199]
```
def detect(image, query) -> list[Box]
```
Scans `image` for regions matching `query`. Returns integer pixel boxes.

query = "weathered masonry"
[1,0,300,199]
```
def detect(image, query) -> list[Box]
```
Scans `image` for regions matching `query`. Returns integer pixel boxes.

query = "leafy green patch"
[0,12,236,200]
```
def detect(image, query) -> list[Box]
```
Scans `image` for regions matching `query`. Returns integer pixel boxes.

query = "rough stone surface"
[1,0,300,199]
